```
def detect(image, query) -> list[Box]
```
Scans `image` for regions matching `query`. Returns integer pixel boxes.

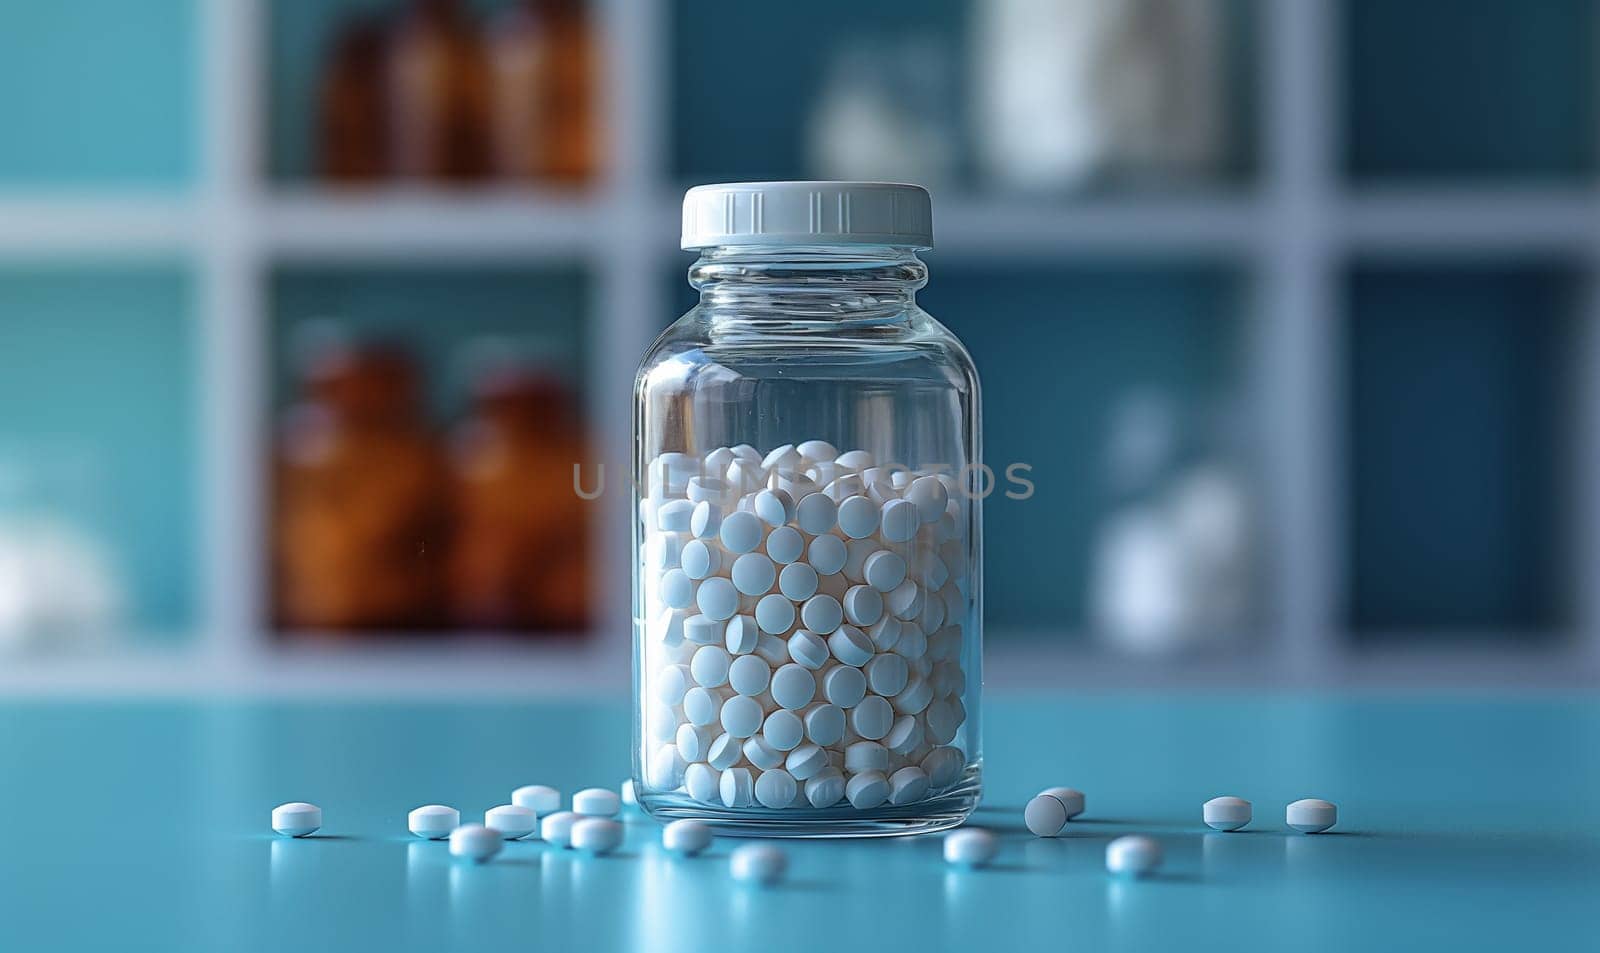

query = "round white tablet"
[797,440,837,462]
[1025,793,1069,837]
[696,577,738,621]
[770,663,817,710]
[691,644,732,688]
[845,771,889,809]
[880,499,920,542]
[795,493,838,535]
[573,788,621,818]
[763,444,800,472]
[1286,798,1337,833]
[677,723,713,762]
[822,664,867,708]
[707,733,742,770]
[271,802,322,838]
[719,511,763,554]
[851,694,894,740]
[884,714,924,755]
[868,616,903,652]
[885,579,924,620]
[754,769,798,809]
[807,535,848,575]
[1203,796,1252,831]
[862,551,906,592]
[683,614,722,646]
[843,585,884,627]
[409,804,459,839]
[686,476,730,504]
[755,594,796,635]
[730,844,787,885]
[650,745,687,789]
[785,744,829,781]
[829,624,875,666]
[865,653,909,696]
[720,767,754,807]
[571,818,623,855]
[728,653,772,695]
[680,539,719,579]
[844,740,889,774]
[762,708,805,751]
[801,594,843,635]
[805,767,846,807]
[1106,836,1162,877]
[721,694,765,738]
[786,630,830,670]
[660,569,695,610]
[922,747,963,788]
[754,488,796,527]
[512,785,561,815]
[837,496,879,539]
[485,804,538,839]
[766,525,804,564]
[732,553,777,596]
[778,562,820,601]
[682,686,722,726]
[906,476,949,524]
[888,766,930,805]
[684,762,719,802]
[689,500,722,540]
[944,828,998,867]
[836,449,874,470]
[744,735,783,770]
[449,824,502,862]
[891,676,932,714]
[1041,787,1085,819]
[803,703,846,746]
[725,615,760,654]
[662,819,713,855]
[539,811,579,847]
[657,499,694,533]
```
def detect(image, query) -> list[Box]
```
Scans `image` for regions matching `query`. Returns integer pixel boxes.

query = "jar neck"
[689,244,927,323]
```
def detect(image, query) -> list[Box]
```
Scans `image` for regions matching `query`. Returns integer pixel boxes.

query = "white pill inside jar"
[797,439,838,463]
[677,722,714,762]
[731,553,777,596]
[803,703,846,746]
[851,694,894,740]
[409,804,459,839]
[683,614,723,646]
[865,653,909,696]
[886,579,924,620]
[660,569,695,610]
[725,615,760,654]
[271,802,322,837]
[805,767,846,807]
[785,743,829,780]
[754,769,799,809]
[682,686,722,726]
[821,664,867,708]
[686,475,730,504]
[837,496,879,539]
[862,550,906,592]
[754,633,789,666]
[944,828,998,868]
[540,811,579,847]
[766,525,804,564]
[720,767,755,807]
[801,594,844,635]
[485,804,538,839]
[906,476,949,524]
[828,625,875,667]
[689,501,722,540]
[571,817,623,855]
[843,585,883,627]
[778,562,819,602]
[679,539,720,579]
[449,824,502,862]
[706,733,742,770]
[656,664,692,705]
[663,819,713,855]
[512,785,561,815]
[695,577,738,621]
[795,493,838,535]
[770,663,817,710]
[891,676,932,715]
[657,499,694,533]
[835,449,873,470]
[1203,796,1252,831]
[719,511,764,554]
[573,788,621,818]
[1286,798,1337,833]
[845,771,890,809]
[880,499,920,542]
[763,443,800,471]
[650,745,688,789]
[730,843,788,886]
[1025,793,1069,837]
[1106,836,1162,877]
[727,653,772,695]
[807,535,848,575]
[755,594,796,635]
[888,766,930,805]
[646,532,684,571]
[743,737,783,769]
[786,630,830,670]
[922,747,963,788]
[844,740,889,774]
[720,694,765,738]
[762,708,805,751]
[868,615,903,652]
[884,714,924,754]
[753,488,796,527]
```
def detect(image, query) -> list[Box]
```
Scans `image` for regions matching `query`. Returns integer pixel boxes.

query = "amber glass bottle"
[447,365,590,633]
[387,0,491,181]
[485,0,596,184]
[274,343,448,633]
[316,12,388,181]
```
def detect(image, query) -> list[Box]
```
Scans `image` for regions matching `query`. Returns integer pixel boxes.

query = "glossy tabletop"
[1,695,1595,952]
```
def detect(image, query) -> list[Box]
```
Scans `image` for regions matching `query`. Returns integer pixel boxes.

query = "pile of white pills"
[640,442,973,812]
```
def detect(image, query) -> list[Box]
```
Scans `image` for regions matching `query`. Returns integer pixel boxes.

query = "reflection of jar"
[447,366,590,632]
[274,343,447,632]
[633,183,981,836]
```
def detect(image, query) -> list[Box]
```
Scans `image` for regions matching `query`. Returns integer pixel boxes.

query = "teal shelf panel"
[1344,0,1596,182]
[0,0,196,187]
[1345,261,1578,638]
[0,264,197,636]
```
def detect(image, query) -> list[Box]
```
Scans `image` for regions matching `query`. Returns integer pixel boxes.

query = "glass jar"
[632,182,981,836]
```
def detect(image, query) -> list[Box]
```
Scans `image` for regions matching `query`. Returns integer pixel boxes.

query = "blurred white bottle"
[807,37,957,187]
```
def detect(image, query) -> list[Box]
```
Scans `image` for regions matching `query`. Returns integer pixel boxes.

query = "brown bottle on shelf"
[447,364,590,633]
[274,341,449,633]
[387,0,491,182]
[317,12,388,181]
[485,0,597,184]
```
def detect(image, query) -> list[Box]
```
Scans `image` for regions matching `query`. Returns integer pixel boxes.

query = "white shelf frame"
[0,0,1593,693]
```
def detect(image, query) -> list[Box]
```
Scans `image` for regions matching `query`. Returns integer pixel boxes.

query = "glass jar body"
[631,246,982,837]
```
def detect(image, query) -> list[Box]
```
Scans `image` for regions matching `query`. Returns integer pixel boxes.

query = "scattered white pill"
[836,496,879,539]
[785,744,829,780]
[801,594,844,635]
[880,499,920,542]
[731,553,777,596]
[1286,798,1337,833]
[540,811,579,846]
[271,802,322,837]
[696,577,738,621]
[795,493,838,535]
[1106,836,1162,877]
[866,653,910,697]
[763,709,805,751]
[730,844,788,886]
[765,525,804,564]
[720,767,755,807]
[806,534,847,575]
[512,785,561,815]
[846,771,890,809]
[1025,793,1069,837]
[691,644,732,688]
[485,804,538,839]
[1040,787,1085,819]
[719,511,763,554]
[763,444,801,471]
[662,819,713,856]
[755,769,799,809]
[574,788,622,818]
[570,817,624,855]
[755,593,796,635]
[828,625,875,666]
[728,653,772,695]
[835,449,873,470]
[770,663,817,710]
[409,804,459,839]
[803,703,846,746]
[1203,796,1251,831]
[754,488,796,527]
[944,828,998,867]
[778,562,820,601]
[851,695,894,740]
[449,824,503,862]
[822,664,867,708]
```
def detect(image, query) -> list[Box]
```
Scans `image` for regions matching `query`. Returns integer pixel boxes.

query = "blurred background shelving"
[1,0,1597,693]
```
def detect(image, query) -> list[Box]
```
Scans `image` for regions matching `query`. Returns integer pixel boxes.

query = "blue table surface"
[2,695,1596,952]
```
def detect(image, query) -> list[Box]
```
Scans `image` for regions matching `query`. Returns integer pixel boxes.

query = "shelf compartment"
[1344,261,1579,639]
